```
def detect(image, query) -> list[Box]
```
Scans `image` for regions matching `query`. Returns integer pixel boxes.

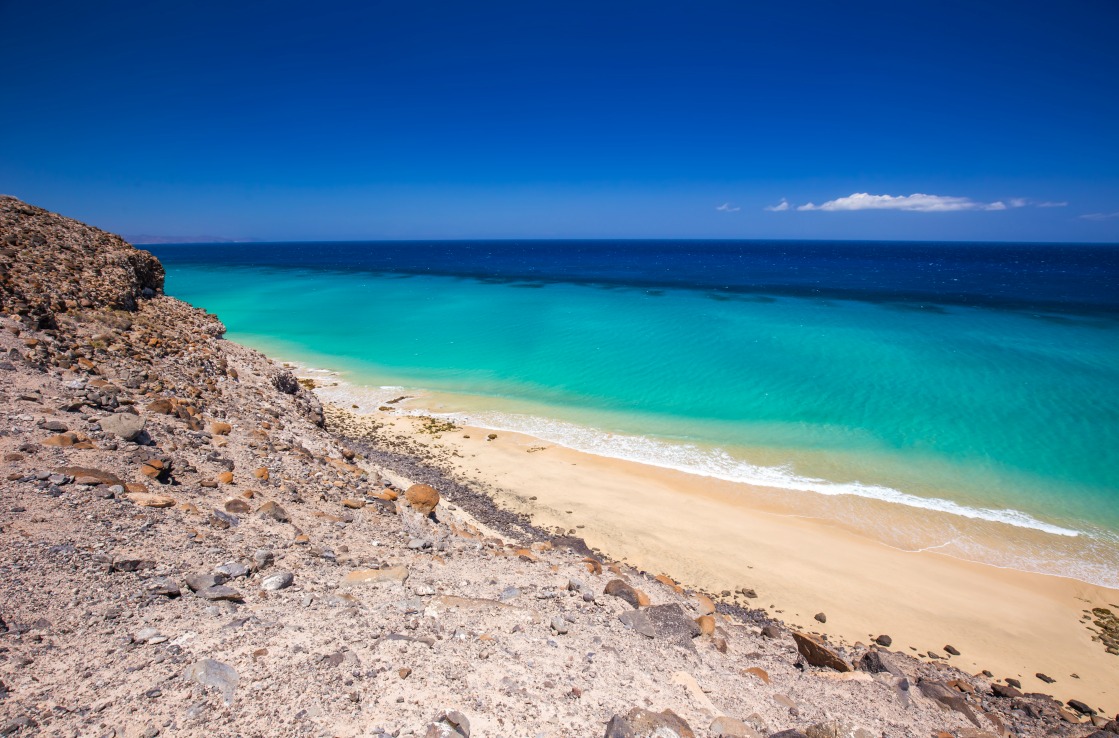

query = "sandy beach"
[325,401,1119,714]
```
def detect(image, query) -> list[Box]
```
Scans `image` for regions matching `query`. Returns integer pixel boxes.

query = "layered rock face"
[0,198,1111,738]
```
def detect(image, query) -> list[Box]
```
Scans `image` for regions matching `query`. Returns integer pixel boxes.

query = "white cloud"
[764,198,790,212]
[1080,211,1119,221]
[1037,201,1068,208]
[796,192,1013,213]
[715,202,740,212]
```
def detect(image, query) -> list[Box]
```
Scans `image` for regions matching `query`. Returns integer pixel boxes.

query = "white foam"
[420,408,1084,539]
[298,364,1084,539]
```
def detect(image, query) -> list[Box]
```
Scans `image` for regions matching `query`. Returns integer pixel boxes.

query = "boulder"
[257,501,290,522]
[224,498,251,514]
[98,413,145,441]
[917,680,980,727]
[604,708,694,738]
[709,716,762,738]
[261,571,294,591]
[126,492,175,508]
[604,579,648,609]
[185,573,229,592]
[405,483,440,514]
[210,421,231,435]
[792,632,850,672]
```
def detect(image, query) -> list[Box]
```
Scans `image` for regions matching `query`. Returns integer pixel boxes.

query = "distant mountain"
[123,234,255,245]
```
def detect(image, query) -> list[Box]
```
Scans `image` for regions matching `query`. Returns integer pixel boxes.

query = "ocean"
[150,239,1119,587]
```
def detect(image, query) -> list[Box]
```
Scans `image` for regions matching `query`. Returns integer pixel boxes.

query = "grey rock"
[134,627,166,644]
[197,585,243,601]
[145,576,181,598]
[874,634,892,647]
[804,721,874,738]
[550,616,569,634]
[814,612,827,623]
[185,573,229,592]
[252,549,275,570]
[184,658,239,705]
[761,623,783,639]
[498,586,520,602]
[261,571,294,591]
[209,509,239,529]
[99,413,145,441]
[618,610,656,638]
[0,716,37,736]
[215,562,250,578]
[917,680,980,727]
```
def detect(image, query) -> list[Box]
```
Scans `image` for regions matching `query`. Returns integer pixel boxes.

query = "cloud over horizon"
[797,192,1018,213]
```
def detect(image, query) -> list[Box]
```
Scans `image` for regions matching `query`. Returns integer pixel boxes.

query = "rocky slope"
[0,195,1115,738]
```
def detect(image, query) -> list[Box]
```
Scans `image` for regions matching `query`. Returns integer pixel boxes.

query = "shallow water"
[152,239,1119,586]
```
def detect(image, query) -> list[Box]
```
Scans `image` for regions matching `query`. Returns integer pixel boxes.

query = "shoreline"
[296,362,1117,589]
[318,394,1119,713]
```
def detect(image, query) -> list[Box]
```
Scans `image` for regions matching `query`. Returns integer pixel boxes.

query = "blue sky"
[1,1,1117,241]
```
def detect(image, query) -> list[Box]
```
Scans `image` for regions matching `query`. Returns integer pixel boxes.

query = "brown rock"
[709,716,762,738]
[252,466,269,480]
[341,498,366,509]
[216,471,234,484]
[146,398,176,414]
[604,579,647,609]
[792,631,851,672]
[56,467,124,487]
[696,615,716,636]
[139,459,168,480]
[613,708,694,738]
[211,421,231,435]
[126,492,175,508]
[340,566,409,586]
[257,501,290,523]
[42,432,79,447]
[404,483,440,514]
[224,498,251,514]
[744,666,770,684]
[693,593,716,616]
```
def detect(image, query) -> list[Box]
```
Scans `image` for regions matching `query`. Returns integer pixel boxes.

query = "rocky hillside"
[0,196,1115,738]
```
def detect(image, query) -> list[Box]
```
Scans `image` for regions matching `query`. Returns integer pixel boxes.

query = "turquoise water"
[153,242,1119,586]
